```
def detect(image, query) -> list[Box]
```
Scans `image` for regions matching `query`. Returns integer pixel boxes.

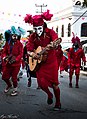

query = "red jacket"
[68,47,86,67]
[2,40,23,67]
[26,28,59,87]
[56,45,63,70]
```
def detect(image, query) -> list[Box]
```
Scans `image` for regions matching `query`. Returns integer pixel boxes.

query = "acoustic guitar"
[29,38,61,71]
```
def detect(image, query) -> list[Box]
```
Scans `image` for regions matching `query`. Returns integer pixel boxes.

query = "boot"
[53,87,61,109]
[69,75,72,88]
[75,74,79,88]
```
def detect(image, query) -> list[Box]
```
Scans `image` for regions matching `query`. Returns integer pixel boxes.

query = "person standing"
[68,34,86,88]
[24,10,61,110]
[2,26,23,96]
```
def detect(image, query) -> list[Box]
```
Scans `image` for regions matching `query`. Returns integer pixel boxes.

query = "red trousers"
[2,65,20,88]
[70,65,80,75]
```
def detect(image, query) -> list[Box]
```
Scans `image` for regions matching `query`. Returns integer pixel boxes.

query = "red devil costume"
[55,38,63,70]
[2,26,23,96]
[60,50,68,77]
[68,33,86,88]
[24,10,61,110]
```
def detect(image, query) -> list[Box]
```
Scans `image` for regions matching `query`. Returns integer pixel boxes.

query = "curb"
[80,70,87,76]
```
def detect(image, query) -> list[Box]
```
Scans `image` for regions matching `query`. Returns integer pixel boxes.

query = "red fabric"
[53,87,60,106]
[27,28,59,87]
[69,65,80,75]
[71,36,80,44]
[2,40,23,88]
[32,15,44,26]
[68,47,86,75]
[24,10,53,26]
[60,55,68,72]
[56,45,63,70]
[68,48,86,67]
[2,65,20,88]
[2,40,23,66]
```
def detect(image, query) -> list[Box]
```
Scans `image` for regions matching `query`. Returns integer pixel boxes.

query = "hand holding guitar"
[46,38,61,50]
[9,56,16,64]
[4,54,12,63]
[29,38,62,71]
[46,42,54,50]
[4,55,16,64]
[29,52,40,60]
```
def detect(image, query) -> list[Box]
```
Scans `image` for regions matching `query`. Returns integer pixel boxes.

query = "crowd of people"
[0,9,86,111]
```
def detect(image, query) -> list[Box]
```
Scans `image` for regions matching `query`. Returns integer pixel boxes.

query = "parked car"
[81,43,87,70]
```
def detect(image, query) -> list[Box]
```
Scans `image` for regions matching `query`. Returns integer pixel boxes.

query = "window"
[81,23,87,37]
[68,23,71,37]
[75,1,81,5]
[61,25,64,37]
[56,26,58,34]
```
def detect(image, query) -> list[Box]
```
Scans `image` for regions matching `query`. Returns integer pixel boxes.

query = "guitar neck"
[38,46,47,56]
[38,39,60,56]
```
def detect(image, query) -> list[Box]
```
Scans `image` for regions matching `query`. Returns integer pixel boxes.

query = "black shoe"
[54,103,61,111]
[28,81,31,87]
[17,78,20,81]
[28,77,31,87]
[69,83,72,88]
[75,84,79,88]
[47,97,53,105]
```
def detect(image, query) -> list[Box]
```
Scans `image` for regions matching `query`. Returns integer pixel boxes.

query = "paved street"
[0,70,87,119]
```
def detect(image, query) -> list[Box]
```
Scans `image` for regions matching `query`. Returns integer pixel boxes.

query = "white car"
[81,43,87,71]
[61,42,72,51]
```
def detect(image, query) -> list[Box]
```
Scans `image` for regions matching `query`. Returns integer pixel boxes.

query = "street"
[0,70,87,119]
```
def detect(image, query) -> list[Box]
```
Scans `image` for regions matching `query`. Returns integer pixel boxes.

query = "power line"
[71,9,87,26]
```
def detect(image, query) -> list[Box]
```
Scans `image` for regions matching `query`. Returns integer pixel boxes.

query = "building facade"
[47,0,87,44]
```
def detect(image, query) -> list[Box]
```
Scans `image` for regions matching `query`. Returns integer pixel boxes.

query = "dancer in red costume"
[2,26,23,96]
[55,38,63,70]
[24,10,61,110]
[68,33,86,88]
[60,50,68,77]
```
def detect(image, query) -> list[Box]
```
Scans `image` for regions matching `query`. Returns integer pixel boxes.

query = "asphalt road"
[0,70,87,119]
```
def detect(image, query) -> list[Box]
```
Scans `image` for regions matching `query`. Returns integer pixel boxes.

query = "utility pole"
[35,3,47,13]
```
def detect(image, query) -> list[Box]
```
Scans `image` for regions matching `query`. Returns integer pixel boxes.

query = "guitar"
[29,38,61,71]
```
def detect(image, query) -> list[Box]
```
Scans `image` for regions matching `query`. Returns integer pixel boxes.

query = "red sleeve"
[26,34,35,51]
[16,42,23,62]
[50,29,58,41]
[68,48,72,66]
[81,49,86,62]
[2,42,8,59]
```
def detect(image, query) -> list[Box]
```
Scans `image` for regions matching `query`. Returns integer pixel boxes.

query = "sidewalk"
[80,70,87,76]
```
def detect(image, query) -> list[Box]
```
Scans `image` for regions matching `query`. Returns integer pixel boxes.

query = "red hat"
[71,36,80,44]
[33,15,44,26]
[71,32,80,44]
[24,10,53,26]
